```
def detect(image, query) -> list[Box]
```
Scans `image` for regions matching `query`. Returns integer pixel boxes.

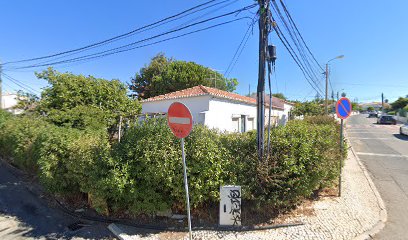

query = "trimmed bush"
[107,118,233,214]
[0,114,345,217]
[0,116,48,171]
[34,126,110,193]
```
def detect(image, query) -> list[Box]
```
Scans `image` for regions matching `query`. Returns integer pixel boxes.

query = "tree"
[291,100,324,116]
[129,53,238,99]
[14,90,39,111]
[367,106,375,112]
[35,68,141,130]
[390,97,408,110]
[351,102,361,112]
[271,93,286,100]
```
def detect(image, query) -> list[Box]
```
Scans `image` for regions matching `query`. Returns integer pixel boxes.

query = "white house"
[1,93,23,114]
[141,85,293,133]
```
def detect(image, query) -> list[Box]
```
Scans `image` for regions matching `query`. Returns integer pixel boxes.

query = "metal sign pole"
[339,119,344,197]
[181,138,192,239]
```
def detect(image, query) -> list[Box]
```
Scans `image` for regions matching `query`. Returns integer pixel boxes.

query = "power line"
[19,0,240,68]
[170,0,239,31]
[2,0,228,65]
[278,0,324,71]
[1,73,40,95]
[272,22,324,96]
[273,23,322,95]
[224,13,257,77]
[275,0,322,77]
[270,1,321,89]
[1,73,39,94]
[7,4,257,70]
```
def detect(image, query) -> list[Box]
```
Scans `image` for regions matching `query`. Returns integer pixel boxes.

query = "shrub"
[0,110,11,127]
[224,117,343,210]
[0,113,344,218]
[0,115,48,171]
[107,118,233,214]
[34,126,111,196]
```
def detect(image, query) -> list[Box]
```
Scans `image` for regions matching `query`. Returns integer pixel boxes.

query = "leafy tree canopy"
[271,93,286,100]
[390,97,408,110]
[129,53,238,99]
[292,101,324,116]
[291,100,324,116]
[14,90,39,111]
[35,68,141,130]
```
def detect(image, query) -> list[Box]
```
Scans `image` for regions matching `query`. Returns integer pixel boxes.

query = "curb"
[108,223,137,240]
[345,130,387,240]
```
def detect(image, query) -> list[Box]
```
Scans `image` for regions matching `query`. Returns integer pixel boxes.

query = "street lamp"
[325,55,344,114]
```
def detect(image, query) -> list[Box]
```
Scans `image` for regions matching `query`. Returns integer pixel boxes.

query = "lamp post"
[325,55,344,114]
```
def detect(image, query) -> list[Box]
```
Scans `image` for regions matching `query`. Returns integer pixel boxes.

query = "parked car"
[377,115,397,125]
[368,112,378,118]
[400,124,408,136]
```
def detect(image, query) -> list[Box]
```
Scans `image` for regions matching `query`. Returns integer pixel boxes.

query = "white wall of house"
[1,93,23,114]
[264,107,282,126]
[280,103,293,125]
[206,97,257,132]
[1,94,18,109]
[141,95,211,125]
[141,96,292,132]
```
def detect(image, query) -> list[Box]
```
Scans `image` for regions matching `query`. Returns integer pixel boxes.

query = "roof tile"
[142,85,284,110]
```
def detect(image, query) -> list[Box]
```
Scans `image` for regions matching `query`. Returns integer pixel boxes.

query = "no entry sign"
[167,102,193,139]
[336,97,352,120]
[168,102,194,239]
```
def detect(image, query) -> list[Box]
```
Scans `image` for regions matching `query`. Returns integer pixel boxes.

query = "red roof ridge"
[141,85,284,110]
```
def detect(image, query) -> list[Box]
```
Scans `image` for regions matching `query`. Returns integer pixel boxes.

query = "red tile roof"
[141,85,284,110]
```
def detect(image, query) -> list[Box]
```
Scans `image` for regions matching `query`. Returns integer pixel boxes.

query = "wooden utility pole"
[381,93,384,111]
[257,0,269,161]
[0,61,2,109]
[325,63,329,114]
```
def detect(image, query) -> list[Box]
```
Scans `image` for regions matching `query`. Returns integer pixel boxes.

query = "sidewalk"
[109,147,386,240]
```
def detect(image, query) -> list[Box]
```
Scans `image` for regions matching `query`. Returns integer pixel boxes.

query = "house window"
[240,115,246,133]
[247,117,254,131]
[232,118,239,132]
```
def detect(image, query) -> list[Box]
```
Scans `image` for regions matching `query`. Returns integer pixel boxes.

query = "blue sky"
[1,0,407,103]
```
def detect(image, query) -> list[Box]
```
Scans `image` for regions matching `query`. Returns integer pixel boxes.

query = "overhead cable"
[2,0,229,65]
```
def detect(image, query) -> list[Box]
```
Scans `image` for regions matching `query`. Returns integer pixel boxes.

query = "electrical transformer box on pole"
[219,185,241,226]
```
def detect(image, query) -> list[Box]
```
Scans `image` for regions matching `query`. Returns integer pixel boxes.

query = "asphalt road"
[347,114,408,240]
[0,159,114,240]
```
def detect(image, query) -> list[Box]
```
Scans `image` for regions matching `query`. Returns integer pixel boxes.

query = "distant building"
[141,85,293,133]
[1,93,23,114]
[360,102,390,111]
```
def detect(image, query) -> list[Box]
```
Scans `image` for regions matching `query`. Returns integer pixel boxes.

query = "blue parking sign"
[336,97,352,119]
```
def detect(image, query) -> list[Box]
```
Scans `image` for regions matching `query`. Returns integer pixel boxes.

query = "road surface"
[347,114,408,239]
[0,159,114,240]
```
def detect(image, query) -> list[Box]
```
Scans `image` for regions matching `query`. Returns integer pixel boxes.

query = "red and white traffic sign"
[167,102,193,139]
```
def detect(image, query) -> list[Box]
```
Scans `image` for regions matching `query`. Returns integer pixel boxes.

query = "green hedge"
[0,114,344,216]
[0,115,48,171]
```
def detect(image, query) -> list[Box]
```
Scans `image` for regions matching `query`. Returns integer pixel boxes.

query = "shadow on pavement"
[393,134,408,141]
[0,159,113,239]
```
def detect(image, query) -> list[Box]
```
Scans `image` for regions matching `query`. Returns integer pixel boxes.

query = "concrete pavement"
[347,114,408,239]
